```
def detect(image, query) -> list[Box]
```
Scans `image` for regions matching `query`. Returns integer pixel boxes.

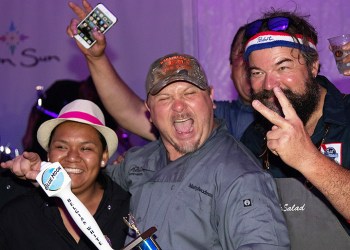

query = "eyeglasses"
[245,17,291,39]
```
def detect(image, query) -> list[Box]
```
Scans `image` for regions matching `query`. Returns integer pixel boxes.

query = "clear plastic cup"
[328,34,350,74]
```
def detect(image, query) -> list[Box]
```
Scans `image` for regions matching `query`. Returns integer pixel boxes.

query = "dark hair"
[244,9,319,71]
[229,25,247,64]
[262,10,318,44]
[22,77,126,160]
[48,122,108,153]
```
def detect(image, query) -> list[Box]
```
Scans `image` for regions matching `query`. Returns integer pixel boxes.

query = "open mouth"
[174,118,194,134]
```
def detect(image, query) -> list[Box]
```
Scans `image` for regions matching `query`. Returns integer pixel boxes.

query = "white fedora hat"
[37,99,118,158]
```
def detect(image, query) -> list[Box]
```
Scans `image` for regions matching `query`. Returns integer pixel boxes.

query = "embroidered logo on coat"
[320,143,342,165]
[243,199,252,207]
[188,183,213,198]
[129,166,144,176]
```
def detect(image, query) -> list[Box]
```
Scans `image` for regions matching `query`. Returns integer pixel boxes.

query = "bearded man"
[241,10,350,250]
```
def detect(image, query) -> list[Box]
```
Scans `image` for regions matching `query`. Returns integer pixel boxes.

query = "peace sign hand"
[252,87,319,171]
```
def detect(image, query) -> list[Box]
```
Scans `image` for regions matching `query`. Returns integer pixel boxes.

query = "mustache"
[252,88,295,101]
[252,89,274,100]
[171,112,193,121]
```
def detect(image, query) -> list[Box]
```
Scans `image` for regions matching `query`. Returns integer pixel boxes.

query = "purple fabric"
[1,0,350,151]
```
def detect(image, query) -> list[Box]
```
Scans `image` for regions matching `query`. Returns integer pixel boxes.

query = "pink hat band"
[59,111,104,126]
[37,99,118,158]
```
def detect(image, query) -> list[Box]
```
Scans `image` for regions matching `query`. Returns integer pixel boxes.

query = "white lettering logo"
[281,203,305,212]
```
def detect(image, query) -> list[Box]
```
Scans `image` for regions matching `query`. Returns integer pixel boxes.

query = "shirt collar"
[317,75,348,126]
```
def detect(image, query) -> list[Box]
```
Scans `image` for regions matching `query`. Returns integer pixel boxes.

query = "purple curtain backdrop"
[1,0,349,152]
[185,0,350,100]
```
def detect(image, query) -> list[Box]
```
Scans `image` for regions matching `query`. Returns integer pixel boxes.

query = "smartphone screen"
[75,4,117,48]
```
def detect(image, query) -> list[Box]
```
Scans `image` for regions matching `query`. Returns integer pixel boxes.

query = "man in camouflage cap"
[106,53,290,249]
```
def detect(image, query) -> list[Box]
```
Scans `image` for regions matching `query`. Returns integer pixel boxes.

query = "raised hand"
[251,87,319,171]
[0,151,41,181]
[66,0,107,58]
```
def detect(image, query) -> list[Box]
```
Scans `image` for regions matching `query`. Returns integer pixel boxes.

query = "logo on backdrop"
[0,22,60,67]
[0,21,28,55]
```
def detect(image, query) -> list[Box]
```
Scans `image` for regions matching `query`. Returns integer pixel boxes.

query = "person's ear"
[311,60,320,77]
[209,86,215,109]
[100,151,109,168]
[144,100,152,123]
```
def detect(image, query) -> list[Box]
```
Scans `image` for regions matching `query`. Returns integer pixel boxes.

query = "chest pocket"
[175,182,213,212]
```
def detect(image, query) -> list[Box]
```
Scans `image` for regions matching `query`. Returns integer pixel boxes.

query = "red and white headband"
[244,31,317,60]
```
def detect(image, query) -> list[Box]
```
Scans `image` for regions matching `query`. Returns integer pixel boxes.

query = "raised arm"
[67,0,156,141]
[252,87,350,220]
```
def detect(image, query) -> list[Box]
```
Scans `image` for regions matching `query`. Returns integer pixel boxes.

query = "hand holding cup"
[328,34,350,75]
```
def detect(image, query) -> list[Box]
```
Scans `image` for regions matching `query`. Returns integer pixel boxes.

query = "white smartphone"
[74,3,117,49]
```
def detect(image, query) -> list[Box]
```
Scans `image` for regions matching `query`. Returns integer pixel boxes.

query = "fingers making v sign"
[251,86,320,171]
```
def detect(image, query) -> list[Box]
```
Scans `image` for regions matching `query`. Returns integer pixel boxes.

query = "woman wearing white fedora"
[0,99,130,249]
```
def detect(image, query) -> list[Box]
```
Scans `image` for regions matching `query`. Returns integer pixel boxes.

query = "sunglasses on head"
[245,17,291,39]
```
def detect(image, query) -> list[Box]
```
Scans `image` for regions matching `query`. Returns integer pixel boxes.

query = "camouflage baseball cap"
[146,53,209,96]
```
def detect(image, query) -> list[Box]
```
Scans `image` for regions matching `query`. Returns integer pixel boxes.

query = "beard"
[252,73,320,131]
[173,140,201,155]
[159,112,202,156]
